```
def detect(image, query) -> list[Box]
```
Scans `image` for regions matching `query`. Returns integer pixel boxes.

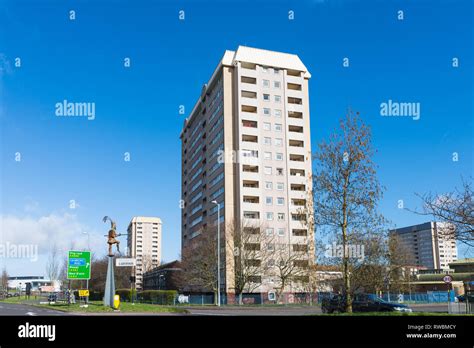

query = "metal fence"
[174,291,459,306]
[448,301,474,314]
[376,291,455,303]
[177,292,322,306]
[118,290,470,307]
[179,294,215,305]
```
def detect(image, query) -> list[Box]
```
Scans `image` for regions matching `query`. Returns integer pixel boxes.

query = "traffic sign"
[78,289,89,297]
[443,275,453,284]
[116,258,136,267]
[67,250,91,280]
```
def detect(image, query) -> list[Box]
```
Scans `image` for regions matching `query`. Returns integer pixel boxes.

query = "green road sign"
[67,250,91,280]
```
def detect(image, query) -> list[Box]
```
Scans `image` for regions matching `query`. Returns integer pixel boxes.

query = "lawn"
[32,300,188,314]
[0,296,44,304]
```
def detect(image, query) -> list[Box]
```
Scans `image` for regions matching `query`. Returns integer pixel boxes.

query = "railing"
[112,290,474,308]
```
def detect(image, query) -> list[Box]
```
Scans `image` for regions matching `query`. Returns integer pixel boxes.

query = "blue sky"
[0,0,472,275]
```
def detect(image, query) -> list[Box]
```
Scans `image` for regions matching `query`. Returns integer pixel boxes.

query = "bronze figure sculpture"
[103,216,123,256]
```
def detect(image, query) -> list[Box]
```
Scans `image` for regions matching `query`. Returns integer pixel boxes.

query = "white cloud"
[0,213,101,255]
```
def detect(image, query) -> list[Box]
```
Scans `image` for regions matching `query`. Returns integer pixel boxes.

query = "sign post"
[67,250,91,280]
[116,258,136,267]
[443,274,453,306]
[67,250,91,306]
[116,258,136,305]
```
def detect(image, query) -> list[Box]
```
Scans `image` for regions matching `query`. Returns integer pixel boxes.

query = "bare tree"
[268,241,310,303]
[337,230,414,297]
[88,256,131,293]
[312,110,385,312]
[180,225,219,303]
[58,242,77,289]
[296,186,317,303]
[299,265,320,305]
[1,267,9,292]
[45,243,61,283]
[385,233,416,293]
[227,219,274,305]
[413,179,473,246]
[141,254,158,273]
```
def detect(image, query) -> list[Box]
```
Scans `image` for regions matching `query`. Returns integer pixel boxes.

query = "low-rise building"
[142,260,182,291]
[411,258,474,294]
[8,276,60,292]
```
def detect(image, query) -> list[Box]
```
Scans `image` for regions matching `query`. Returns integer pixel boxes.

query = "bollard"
[113,294,120,309]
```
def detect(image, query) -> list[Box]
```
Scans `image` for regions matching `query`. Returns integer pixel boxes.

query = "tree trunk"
[342,178,352,313]
[276,285,283,304]
[342,235,352,312]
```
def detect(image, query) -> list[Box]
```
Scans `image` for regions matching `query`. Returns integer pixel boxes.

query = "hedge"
[116,289,137,302]
[88,289,177,304]
[88,290,104,301]
[138,290,178,305]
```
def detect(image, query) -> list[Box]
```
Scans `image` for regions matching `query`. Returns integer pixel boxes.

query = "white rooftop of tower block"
[181,46,311,136]
[129,216,162,224]
[230,46,311,78]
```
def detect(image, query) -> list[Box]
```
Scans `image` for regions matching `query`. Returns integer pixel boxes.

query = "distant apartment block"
[127,216,162,290]
[390,222,458,270]
[180,46,314,297]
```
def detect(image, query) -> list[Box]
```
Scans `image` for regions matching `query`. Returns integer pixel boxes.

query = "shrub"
[116,288,137,302]
[138,290,178,305]
[88,290,104,301]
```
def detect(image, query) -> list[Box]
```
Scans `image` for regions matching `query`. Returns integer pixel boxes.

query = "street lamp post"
[211,200,221,307]
[159,274,164,290]
[82,231,90,304]
[82,231,91,251]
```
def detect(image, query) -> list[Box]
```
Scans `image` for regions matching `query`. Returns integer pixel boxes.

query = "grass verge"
[0,296,41,304]
[32,300,188,314]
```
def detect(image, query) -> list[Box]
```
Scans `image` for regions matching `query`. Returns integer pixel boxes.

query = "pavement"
[185,303,450,315]
[185,305,323,316]
[409,303,449,313]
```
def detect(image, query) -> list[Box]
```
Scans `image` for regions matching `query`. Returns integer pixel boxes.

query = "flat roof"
[390,222,433,234]
[180,46,311,137]
[450,258,474,265]
[129,216,162,224]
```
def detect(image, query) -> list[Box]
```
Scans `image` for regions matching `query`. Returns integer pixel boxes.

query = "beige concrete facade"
[127,216,162,290]
[390,222,458,270]
[180,46,314,296]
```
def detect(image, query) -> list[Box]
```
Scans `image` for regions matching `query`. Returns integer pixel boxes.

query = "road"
[185,305,323,316]
[185,303,450,315]
[409,303,449,313]
[0,302,72,316]
[0,302,449,316]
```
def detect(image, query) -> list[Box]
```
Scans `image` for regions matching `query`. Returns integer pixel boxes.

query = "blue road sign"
[69,258,86,266]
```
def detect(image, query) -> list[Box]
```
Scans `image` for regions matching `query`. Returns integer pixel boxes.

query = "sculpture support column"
[104,255,115,307]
